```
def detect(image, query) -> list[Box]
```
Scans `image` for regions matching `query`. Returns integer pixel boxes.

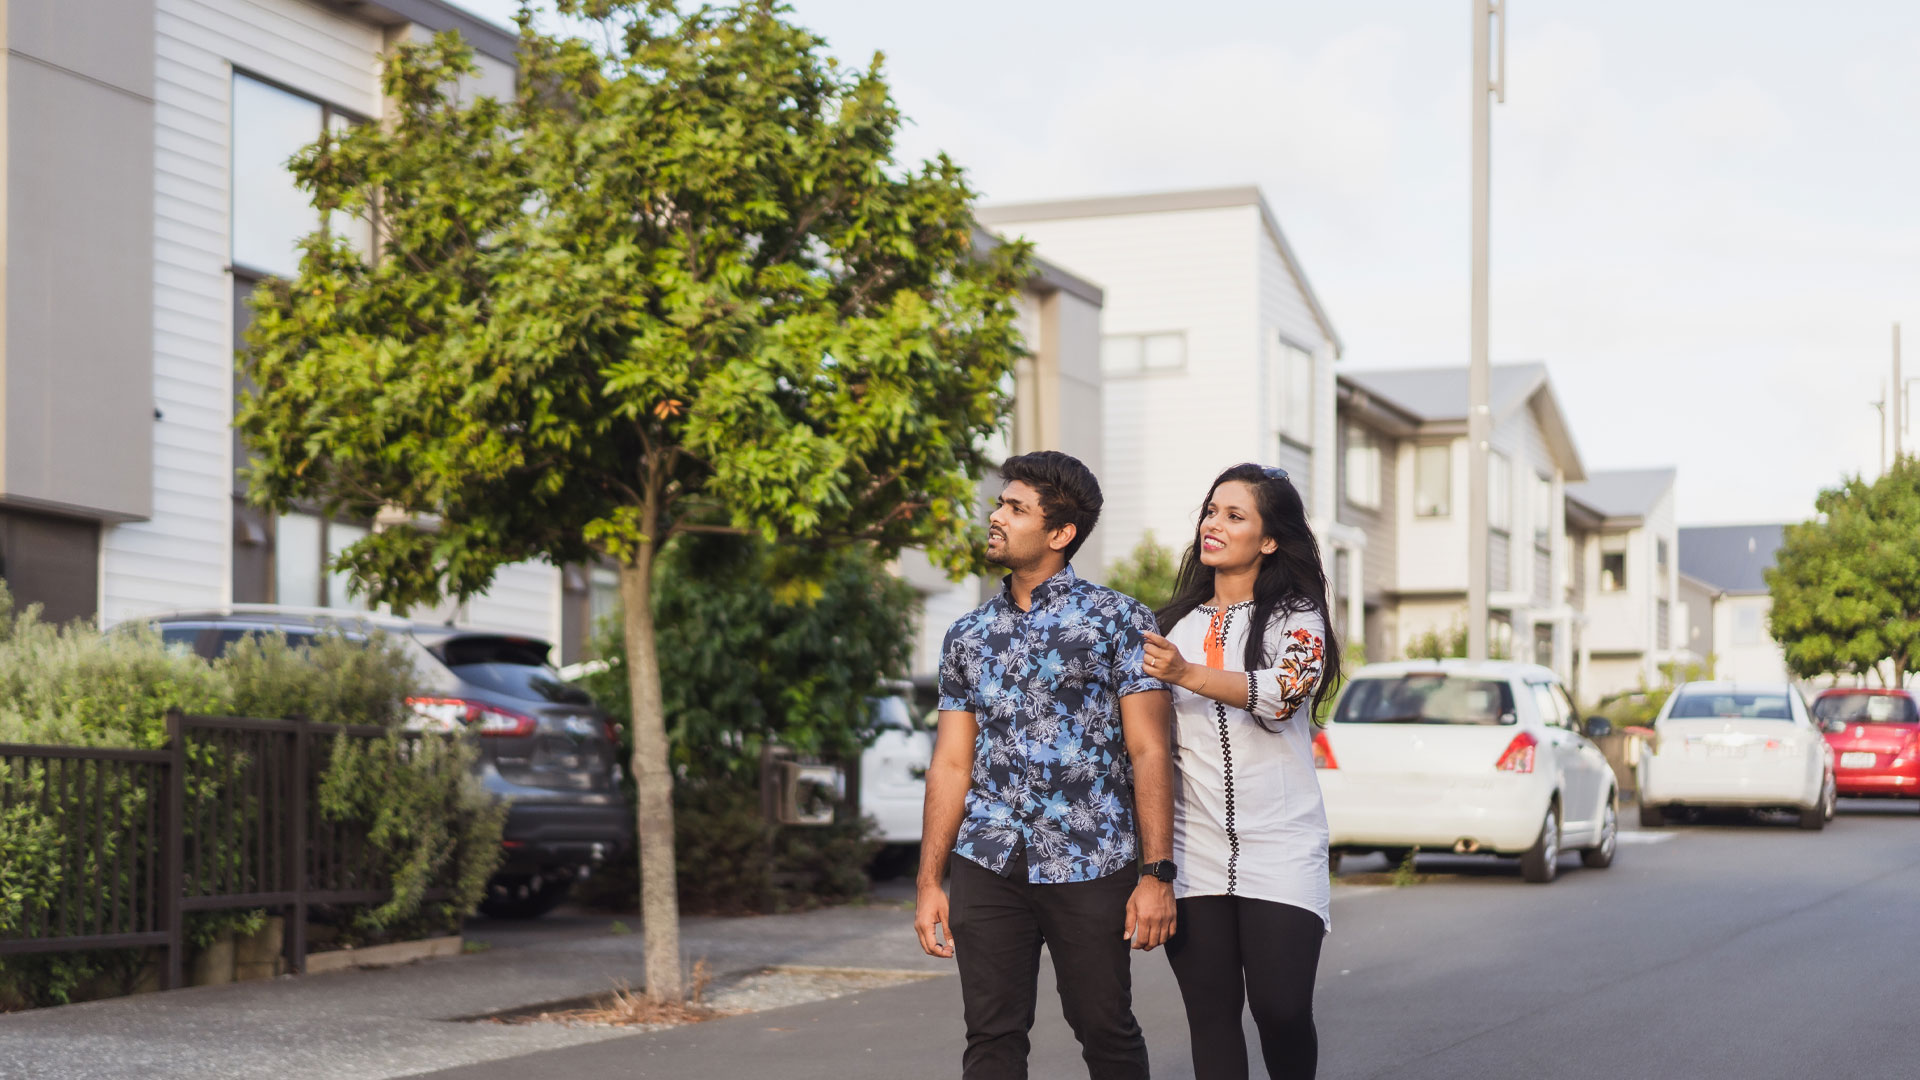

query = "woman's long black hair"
[1155,463,1344,727]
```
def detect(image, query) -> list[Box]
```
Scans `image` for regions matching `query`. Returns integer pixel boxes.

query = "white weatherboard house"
[975,187,1358,635]
[1566,469,1684,698]
[1337,364,1586,681]
[1677,524,1790,685]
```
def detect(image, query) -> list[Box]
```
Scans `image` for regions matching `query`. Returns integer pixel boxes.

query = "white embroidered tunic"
[1168,602,1331,931]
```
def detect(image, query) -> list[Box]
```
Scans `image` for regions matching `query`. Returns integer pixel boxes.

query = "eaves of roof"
[324,0,519,63]
[973,227,1105,307]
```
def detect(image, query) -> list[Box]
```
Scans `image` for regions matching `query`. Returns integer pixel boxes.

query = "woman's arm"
[1142,614,1327,722]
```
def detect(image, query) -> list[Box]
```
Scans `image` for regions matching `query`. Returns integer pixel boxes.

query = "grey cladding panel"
[5,61,155,519]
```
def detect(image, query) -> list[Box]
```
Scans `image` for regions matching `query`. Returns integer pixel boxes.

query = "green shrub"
[0,585,501,1010]
[1106,533,1180,612]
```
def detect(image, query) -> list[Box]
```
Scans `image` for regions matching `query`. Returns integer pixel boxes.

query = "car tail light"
[603,718,621,744]
[1312,730,1338,770]
[1495,731,1537,773]
[405,696,537,737]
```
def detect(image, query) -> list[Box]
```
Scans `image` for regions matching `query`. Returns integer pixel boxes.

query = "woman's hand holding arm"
[1143,631,1254,712]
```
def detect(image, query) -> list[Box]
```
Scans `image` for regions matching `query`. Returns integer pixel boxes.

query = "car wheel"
[1329,850,1344,875]
[479,877,573,919]
[1798,772,1835,831]
[1581,797,1617,869]
[1638,801,1666,828]
[1823,771,1838,822]
[1519,804,1561,884]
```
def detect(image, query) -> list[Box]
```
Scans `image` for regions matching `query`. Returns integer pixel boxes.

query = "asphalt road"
[414,800,1920,1080]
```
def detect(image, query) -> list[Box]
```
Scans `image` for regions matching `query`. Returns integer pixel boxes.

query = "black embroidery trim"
[1246,670,1260,716]
[1212,606,1241,895]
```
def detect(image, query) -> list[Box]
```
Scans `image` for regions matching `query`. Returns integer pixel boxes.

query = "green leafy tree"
[235,1,1025,999]
[1105,533,1179,611]
[1768,459,1920,684]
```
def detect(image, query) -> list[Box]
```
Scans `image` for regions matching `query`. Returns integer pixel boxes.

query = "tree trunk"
[620,547,683,1001]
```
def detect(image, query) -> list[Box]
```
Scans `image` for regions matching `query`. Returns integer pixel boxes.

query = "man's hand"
[1123,877,1177,951]
[915,881,955,958]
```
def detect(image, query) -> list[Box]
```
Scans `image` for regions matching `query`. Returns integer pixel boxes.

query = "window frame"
[1487,450,1512,534]
[1100,331,1187,378]
[1269,331,1315,448]
[229,68,375,281]
[1343,422,1381,510]
[1414,443,1452,518]
[1532,473,1553,552]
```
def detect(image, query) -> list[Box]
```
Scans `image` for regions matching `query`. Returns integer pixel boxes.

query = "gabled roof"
[1567,468,1677,524]
[1679,524,1788,595]
[1338,363,1585,481]
[976,185,1342,356]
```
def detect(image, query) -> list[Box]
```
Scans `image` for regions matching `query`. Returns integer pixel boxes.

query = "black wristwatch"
[1140,859,1177,883]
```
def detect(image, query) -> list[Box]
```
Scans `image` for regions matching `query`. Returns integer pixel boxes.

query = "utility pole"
[1468,0,1505,661]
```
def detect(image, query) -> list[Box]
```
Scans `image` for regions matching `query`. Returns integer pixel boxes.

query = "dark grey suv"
[148,605,630,918]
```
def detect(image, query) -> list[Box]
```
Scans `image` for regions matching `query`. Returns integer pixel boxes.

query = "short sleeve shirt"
[938,564,1166,884]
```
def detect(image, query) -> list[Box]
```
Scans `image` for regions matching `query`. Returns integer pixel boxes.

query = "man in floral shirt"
[914,451,1177,1080]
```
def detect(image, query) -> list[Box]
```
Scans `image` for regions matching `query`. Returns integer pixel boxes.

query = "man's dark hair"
[997,451,1103,562]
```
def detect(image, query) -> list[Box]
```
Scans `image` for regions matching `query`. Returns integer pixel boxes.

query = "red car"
[1810,689,1920,807]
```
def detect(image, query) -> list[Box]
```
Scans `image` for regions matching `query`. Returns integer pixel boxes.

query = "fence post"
[283,716,309,976]
[160,710,186,991]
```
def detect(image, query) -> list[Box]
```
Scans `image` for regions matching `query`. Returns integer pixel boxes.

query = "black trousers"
[1164,895,1324,1080]
[947,851,1149,1080]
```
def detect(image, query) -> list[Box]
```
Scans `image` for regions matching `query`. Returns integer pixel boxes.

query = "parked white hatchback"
[1635,681,1836,830]
[1318,660,1618,883]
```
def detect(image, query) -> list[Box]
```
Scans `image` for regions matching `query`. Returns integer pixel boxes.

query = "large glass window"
[1415,444,1451,517]
[1600,551,1627,592]
[1344,424,1380,509]
[274,512,324,607]
[231,74,371,277]
[1269,333,1313,445]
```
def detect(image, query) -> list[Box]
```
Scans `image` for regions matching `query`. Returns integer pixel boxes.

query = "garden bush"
[0,586,501,1010]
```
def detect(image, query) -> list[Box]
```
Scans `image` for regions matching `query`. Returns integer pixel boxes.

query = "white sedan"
[1636,681,1836,830]
[860,694,933,845]
[1318,660,1619,884]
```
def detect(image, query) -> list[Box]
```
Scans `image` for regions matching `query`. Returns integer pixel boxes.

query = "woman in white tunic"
[1142,462,1342,1080]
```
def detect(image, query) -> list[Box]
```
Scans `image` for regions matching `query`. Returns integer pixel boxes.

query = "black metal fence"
[0,711,452,989]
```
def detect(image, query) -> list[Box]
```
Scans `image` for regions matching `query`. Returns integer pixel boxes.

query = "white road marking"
[1616,832,1678,845]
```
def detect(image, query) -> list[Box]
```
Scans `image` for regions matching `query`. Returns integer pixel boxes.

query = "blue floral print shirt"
[938,565,1166,884]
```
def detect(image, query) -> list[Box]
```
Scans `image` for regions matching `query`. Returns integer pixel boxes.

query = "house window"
[231,73,372,278]
[1269,332,1314,445]
[1101,332,1186,375]
[1600,552,1627,592]
[1733,604,1763,647]
[273,511,375,610]
[1488,451,1512,533]
[1533,474,1553,551]
[1657,538,1670,569]
[1344,424,1380,510]
[1415,444,1451,517]
[1657,599,1671,649]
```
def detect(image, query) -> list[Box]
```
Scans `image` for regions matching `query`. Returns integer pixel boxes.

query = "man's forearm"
[917,763,969,885]
[1132,746,1175,864]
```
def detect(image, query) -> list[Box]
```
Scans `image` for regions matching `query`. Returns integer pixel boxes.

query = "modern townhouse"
[1337,363,1586,681]
[975,186,1354,629]
[1677,523,1790,684]
[1565,469,1683,697]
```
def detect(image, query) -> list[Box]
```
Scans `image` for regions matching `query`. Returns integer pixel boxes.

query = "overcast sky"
[451,1,1920,525]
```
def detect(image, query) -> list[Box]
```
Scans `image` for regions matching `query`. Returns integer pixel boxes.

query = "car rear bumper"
[1323,775,1550,853]
[1835,769,1920,797]
[1641,757,1816,807]
[499,801,633,874]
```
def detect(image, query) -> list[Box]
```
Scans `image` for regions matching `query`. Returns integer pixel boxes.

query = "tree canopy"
[237,0,1028,998]
[1767,458,1920,684]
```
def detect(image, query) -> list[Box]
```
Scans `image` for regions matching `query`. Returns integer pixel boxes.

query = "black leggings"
[1164,895,1324,1080]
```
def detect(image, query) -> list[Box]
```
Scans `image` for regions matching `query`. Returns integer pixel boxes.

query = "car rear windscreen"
[1667,691,1792,720]
[438,635,593,706]
[1812,693,1918,724]
[1334,675,1517,725]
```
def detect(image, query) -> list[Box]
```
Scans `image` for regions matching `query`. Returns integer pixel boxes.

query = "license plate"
[1706,743,1745,758]
[1841,751,1877,769]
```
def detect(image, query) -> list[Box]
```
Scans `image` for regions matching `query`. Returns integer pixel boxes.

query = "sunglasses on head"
[1234,463,1290,482]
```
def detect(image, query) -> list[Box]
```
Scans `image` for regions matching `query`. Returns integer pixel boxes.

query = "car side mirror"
[1821,719,1846,735]
[1584,716,1613,739]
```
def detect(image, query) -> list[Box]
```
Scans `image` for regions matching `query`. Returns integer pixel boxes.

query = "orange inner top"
[1204,608,1228,670]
